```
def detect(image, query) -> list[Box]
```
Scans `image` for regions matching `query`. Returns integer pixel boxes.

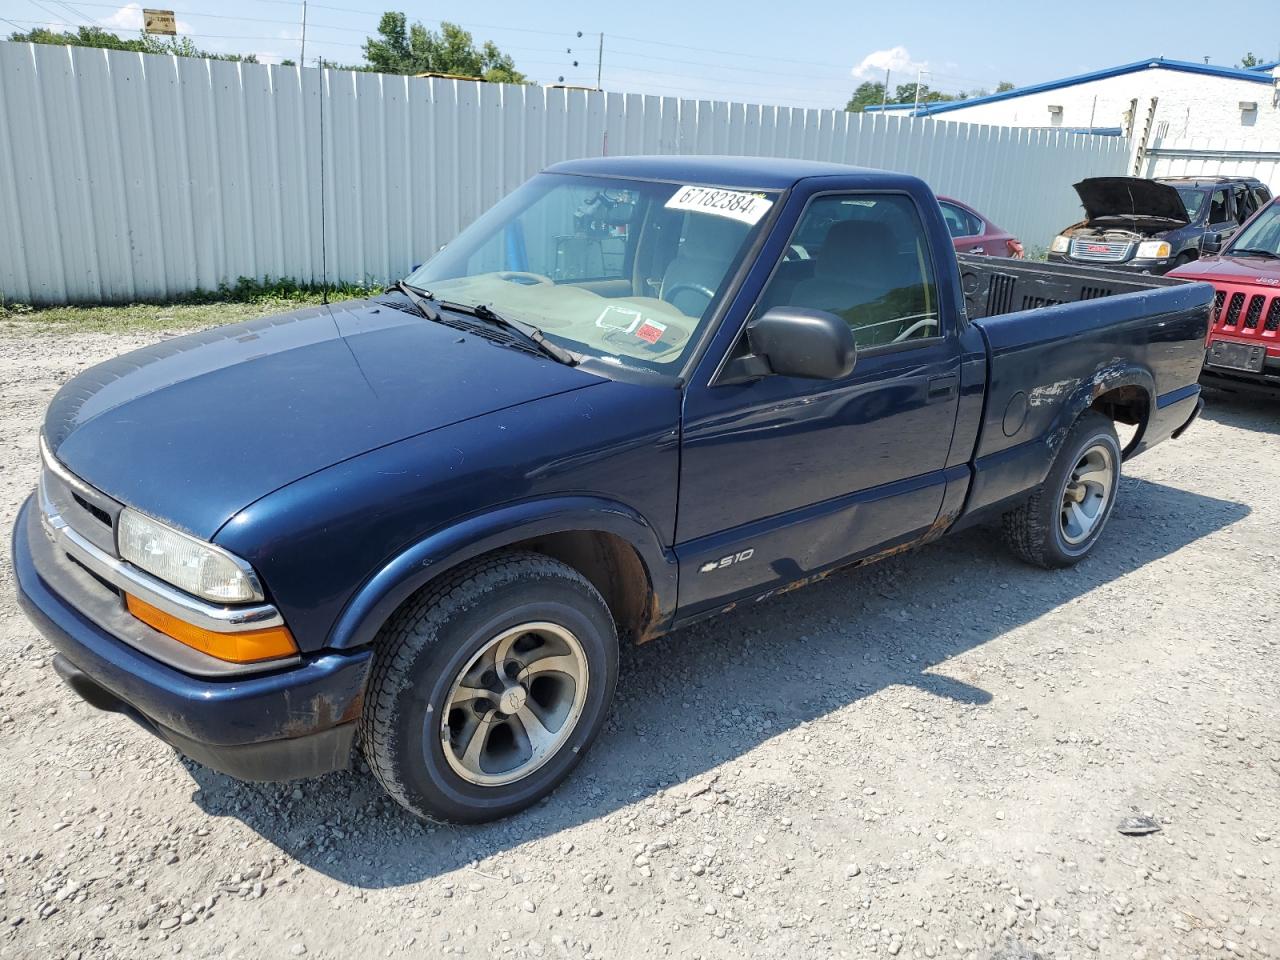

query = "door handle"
[972,246,985,254]
[927,375,958,399]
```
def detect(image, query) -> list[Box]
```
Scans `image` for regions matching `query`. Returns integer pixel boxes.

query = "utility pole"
[913,67,923,115]
[883,67,890,106]
[299,0,307,65]
[596,32,604,90]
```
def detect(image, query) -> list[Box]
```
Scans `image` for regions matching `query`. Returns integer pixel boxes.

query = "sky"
[3,0,1279,109]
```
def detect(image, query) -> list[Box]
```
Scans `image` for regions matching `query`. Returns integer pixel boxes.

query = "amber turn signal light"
[125,594,298,664]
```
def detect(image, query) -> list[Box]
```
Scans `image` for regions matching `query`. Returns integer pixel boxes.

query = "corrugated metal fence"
[0,41,1130,305]
[1143,135,1280,194]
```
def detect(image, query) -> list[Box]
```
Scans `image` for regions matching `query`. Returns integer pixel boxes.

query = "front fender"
[327,496,678,650]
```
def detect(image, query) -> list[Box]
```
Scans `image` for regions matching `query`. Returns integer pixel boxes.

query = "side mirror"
[744,307,857,380]
[1201,233,1221,254]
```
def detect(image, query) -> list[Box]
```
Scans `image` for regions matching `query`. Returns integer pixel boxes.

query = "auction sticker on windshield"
[665,186,773,225]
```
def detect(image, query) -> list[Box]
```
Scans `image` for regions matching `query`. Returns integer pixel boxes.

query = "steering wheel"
[891,316,939,343]
[498,271,554,286]
[662,281,716,313]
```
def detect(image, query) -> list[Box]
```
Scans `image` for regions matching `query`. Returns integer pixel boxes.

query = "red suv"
[1170,196,1280,394]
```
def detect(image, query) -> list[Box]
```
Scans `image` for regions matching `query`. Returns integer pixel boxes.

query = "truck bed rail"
[958,254,1188,321]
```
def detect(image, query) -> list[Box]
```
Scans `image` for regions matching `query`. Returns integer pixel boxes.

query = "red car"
[1169,196,1280,394]
[937,196,1024,258]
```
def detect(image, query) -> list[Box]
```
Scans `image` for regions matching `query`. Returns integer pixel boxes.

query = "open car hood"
[1073,177,1190,225]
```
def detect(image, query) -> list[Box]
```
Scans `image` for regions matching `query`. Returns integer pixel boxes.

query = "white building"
[868,58,1280,142]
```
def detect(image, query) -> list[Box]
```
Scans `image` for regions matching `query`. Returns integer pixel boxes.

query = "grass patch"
[0,278,383,336]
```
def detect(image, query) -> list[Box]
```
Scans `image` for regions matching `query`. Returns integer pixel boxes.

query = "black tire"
[359,551,618,823]
[1002,411,1122,569]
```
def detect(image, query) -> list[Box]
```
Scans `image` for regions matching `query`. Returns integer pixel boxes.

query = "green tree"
[362,13,526,82]
[1240,52,1260,68]
[845,80,886,112]
[893,82,955,105]
[996,80,1015,92]
[7,25,257,61]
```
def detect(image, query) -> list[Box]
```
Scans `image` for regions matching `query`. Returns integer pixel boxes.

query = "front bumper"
[1200,360,1280,396]
[12,495,372,781]
[1047,252,1175,275]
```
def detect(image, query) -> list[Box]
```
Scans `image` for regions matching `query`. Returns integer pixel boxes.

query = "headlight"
[1050,234,1071,253]
[118,509,264,603]
[1137,240,1171,259]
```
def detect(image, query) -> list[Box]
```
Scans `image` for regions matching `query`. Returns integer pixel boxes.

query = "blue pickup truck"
[13,157,1209,822]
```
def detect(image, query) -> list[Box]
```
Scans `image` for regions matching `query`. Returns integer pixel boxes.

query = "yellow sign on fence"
[143,9,177,35]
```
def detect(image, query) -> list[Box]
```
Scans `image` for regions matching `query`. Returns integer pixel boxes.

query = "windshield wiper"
[392,280,442,322]
[1229,248,1280,260]
[445,300,578,366]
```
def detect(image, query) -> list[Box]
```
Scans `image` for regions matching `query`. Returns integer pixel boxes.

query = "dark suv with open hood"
[1048,175,1271,275]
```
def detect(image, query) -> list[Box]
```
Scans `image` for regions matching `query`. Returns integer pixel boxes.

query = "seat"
[660,215,750,317]
[790,219,898,316]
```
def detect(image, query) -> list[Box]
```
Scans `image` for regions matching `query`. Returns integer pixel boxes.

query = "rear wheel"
[360,551,618,822]
[1002,412,1121,568]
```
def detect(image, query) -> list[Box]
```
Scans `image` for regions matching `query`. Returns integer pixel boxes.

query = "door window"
[939,201,982,238]
[1209,189,1230,224]
[1233,185,1255,224]
[758,194,941,349]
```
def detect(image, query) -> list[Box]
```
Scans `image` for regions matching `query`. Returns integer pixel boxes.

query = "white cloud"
[851,46,928,81]
[104,3,143,30]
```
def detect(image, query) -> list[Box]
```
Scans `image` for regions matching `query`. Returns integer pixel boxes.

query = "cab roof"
[1157,175,1263,187]
[544,155,906,190]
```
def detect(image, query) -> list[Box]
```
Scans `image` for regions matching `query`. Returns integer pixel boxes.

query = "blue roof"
[865,57,1275,118]
[545,155,902,189]
[1247,60,1279,72]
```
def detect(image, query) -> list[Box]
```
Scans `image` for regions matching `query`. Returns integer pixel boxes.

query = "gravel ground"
[0,331,1277,960]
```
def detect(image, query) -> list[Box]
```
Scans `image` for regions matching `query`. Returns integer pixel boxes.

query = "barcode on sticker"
[665,186,773,225]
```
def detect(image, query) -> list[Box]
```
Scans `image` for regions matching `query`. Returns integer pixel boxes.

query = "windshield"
[405,173,779,372]
[1175,187,1207,221]
[1227,202,1280,256]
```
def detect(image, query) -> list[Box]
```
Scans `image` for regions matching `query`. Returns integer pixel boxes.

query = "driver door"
[674,189,964,615]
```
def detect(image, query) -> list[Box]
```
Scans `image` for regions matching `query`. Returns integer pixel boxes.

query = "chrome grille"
[1068,237,1133,263]
[40,440,122,558]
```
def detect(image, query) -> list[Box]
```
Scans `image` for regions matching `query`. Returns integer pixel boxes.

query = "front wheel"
[360,552,618,823]
[1002,411,1122,568]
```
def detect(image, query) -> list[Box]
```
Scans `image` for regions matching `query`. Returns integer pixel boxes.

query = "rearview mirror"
[745,307,857,380]
[1201,232,1222,254]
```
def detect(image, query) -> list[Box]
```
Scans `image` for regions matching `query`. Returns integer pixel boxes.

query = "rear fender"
[961,362,1153,526]
[327,497,677,650]
[1046,363,1154,460]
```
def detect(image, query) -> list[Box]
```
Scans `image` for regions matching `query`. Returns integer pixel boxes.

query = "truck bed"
[954,253,1212,523]
[957,254,1188,321]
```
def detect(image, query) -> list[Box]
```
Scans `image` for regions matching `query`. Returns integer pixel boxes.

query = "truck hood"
[1073,177,1190,227]
[1169,253,1280,285]
[45,299,604,539]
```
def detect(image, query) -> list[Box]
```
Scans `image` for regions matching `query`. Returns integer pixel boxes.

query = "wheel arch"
[327,497,678,651]
[1051,365,1154,463]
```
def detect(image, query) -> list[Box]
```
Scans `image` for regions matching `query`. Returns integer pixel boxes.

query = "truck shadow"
[187,476,1247,888]
[1201,385,1280,435]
